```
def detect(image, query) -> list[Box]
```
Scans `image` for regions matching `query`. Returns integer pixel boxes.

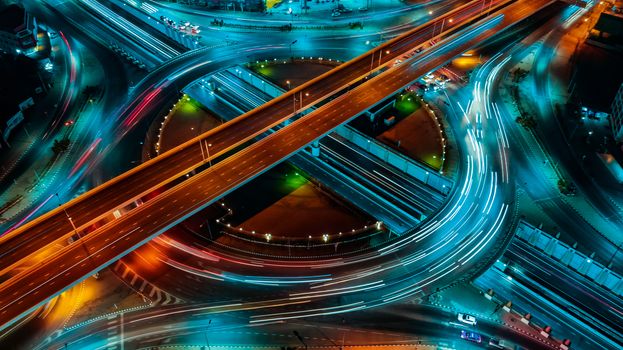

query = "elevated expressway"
[0,0,567,332]
[0,0,509,278]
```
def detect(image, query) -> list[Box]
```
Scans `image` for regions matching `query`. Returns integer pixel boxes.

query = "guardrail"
[515,220,623,297]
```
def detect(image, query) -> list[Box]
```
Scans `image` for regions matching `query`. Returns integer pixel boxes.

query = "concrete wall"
[334,125,453,194]
[238,65,454,194]
[515,220,623,297]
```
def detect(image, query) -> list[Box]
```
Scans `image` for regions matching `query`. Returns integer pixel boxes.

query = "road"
[474,239,623,349]
[0,0,561,331]
[36,302,556,349]
[472,0,623,273]
[505,239,623,347]
[0,0,509,277]
[208,66,441,231]
[521,3,623,271]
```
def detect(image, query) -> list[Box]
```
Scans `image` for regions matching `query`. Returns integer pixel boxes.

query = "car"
[457,313,477,326]
[331,11,341,17]
[358,7,368,11]
[460,330,482,343]
[489,338,514,349]
[64,120,74,126]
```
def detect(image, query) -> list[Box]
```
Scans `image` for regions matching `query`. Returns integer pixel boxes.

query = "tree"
[52,138,70,155]
[515,115,537,129]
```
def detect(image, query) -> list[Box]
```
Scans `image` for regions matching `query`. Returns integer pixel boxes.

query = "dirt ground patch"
[159,96,222,152]
[378,107,443,170]
[240,181,368,239]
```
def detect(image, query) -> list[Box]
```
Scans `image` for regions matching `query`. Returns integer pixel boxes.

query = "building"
[0,3,37,55]
[611,83,623,142]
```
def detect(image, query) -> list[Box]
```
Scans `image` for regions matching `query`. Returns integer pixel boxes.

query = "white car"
[457,313,477,326]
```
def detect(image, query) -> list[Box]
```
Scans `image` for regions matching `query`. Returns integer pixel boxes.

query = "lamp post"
[484,0,494,15]
[289,39,297,57]
[55,193,80,240]
[377,49,389,67]
[200,139,206,162]
[55,193,93,262]
[293,96,298,115]
[293,331,308,350]
[203,319,212,350]
[299,91,309,110]
[440,18,452,34]
[205,142,213,167]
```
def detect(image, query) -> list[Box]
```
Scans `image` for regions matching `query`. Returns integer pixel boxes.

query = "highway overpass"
[0,0,511,278]
[0,0,565,330]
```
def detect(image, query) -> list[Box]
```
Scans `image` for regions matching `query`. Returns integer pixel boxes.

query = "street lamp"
[483,0,495,15]
[293,331,308,350]
[382,49,389,62]
[55,193,80,240]
[435,18,452,38]
[55,193,93,262]
[206,142,213,167]
[203,319,212,350]
[289,39,297,57]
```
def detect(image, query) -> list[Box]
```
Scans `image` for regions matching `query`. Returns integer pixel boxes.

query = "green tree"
[52,138,70,155]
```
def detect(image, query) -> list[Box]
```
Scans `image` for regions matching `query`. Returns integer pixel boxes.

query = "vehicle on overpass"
[461,330,482,343]
[457,312,478,326]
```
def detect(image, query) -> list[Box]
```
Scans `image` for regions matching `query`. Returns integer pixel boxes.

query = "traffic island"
[251,60,454,180]
[212,162,375,242]
[143,94,222,160]
[249,58,340,88]
[377,93,446,171]
[143,76,380,258]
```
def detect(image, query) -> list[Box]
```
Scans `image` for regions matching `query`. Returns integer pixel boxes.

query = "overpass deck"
[0,0,558,330]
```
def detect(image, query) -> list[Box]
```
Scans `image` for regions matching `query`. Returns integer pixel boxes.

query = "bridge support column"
[311,140,320,157]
